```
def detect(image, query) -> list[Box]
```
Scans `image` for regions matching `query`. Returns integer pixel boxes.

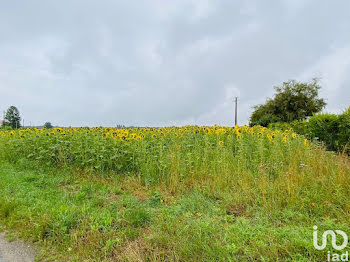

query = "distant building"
[0,120,3,126]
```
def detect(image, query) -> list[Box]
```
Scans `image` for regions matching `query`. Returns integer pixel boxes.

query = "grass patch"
[0,150,349,261]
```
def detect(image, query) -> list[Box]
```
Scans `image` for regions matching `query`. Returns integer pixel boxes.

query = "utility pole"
[234,97,238,126]
[23,119,24,128]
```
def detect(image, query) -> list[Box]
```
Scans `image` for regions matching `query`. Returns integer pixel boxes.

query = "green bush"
[289,120,308,135]
[337,107,350,153]
[307,113,339,151]
[269,108,350,153]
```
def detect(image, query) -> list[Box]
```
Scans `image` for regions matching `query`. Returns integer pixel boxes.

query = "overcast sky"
[1,0,349,127]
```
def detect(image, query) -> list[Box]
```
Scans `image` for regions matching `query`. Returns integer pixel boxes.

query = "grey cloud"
[0,0,349,126]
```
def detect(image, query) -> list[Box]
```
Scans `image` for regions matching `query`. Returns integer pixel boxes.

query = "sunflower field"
[0,125,307,184]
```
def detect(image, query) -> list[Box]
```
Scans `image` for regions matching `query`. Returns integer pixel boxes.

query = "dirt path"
[0,233,36,262]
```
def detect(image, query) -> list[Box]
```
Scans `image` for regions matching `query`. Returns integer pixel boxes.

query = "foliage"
[43,122,53,129]
[0,125,308,181]
[0,126,349,261]
[307,113,340,151]
[269,108,350,154]
[250,79,326,126]
[250,113,281,127]
[289,120,309,135]
[337,107,350,154]
[3,106,21,129]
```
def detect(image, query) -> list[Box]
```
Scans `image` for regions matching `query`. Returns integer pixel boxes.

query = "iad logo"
[313,226,348,250]
[313,226,349,261]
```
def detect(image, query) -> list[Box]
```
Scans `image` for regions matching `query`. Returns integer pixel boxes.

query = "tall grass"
[0,126,307,183]
[0,125,349,261]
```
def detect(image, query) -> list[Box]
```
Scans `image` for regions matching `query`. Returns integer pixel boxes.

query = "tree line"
[1,106,53,129]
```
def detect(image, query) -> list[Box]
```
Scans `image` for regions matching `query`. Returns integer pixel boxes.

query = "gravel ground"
[0,233,36,262]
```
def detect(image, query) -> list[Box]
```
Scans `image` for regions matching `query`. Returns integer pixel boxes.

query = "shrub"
[337,107,350,153]
[267,108,350,154]
[289,120,309,135]
[306,113,339,151]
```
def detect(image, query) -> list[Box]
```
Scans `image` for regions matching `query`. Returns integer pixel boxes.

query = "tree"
[44,122,53,129]
[250,79,326,126]
[3,106,21,129]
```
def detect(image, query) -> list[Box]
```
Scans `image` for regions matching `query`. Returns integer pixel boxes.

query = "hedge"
[268,107,350,154]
